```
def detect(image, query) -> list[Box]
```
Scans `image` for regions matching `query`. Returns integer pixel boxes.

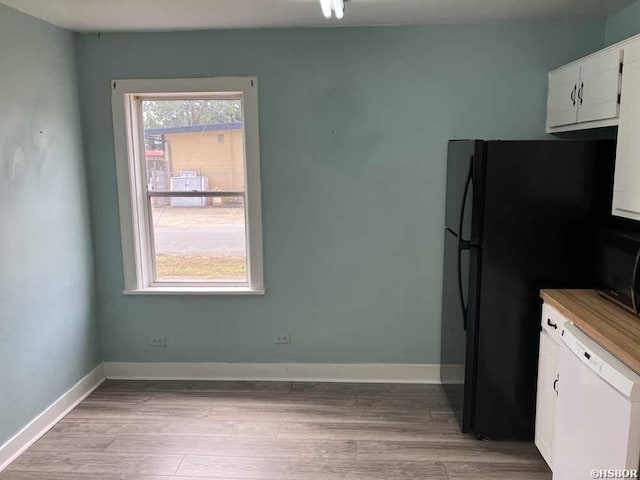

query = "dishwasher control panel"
[576,342,604,374]
[561,323,640,401]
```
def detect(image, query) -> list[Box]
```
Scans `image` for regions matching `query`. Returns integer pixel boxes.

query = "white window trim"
[111,77,264,295]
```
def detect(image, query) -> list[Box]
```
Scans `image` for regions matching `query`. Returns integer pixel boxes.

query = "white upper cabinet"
[547,65,580,128]
[547,48,623,132]
[613,40,640,221]
[577,49,623,124]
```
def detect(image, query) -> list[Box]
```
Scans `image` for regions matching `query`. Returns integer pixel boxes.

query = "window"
[111,77,263,294]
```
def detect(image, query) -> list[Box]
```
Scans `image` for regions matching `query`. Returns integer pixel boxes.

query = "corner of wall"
[604,0,640,46]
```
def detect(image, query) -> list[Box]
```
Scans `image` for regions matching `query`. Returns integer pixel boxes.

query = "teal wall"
[0,5,99,446]
[75,21,605,365]
[605,0,640,45]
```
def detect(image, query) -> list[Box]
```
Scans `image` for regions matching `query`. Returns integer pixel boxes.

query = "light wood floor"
[0,380,551,480]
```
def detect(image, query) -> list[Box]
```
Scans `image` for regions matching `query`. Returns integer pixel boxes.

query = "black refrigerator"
[440,140,614,440]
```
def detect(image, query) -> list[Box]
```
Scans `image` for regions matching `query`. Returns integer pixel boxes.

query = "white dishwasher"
[554,323,640,480]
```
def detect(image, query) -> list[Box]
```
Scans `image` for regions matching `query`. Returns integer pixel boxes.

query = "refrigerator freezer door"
[445,141,477,239]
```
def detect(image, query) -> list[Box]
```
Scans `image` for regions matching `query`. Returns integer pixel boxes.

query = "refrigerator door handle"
[457,158,473,331]
[458,158,473,247]
[457,247,468,331]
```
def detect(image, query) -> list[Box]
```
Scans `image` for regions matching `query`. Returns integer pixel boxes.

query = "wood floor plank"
[278,421,460,441]
[0,474,239,480]
[65,403,213,420]
[6,452,183,475]
[445,462,552,479]
[292,382,444,396]
[357,393,451,410]
[149,390,357,407]
[75,398,151,410]
[64,403,429,425]
[105,435,357,459]
[177,456,448,479]
[430,411,460,425]
[26,434,116,453]
[207,405,430,424]
[189,380,292,393]
[53,419,281,438]
[83,390,152,402]
[357,440,545,464]
[97,380,200,392]
[99,379,291,393]
[66,392,357,421]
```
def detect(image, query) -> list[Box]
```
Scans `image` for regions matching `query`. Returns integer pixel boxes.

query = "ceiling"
[0,0,634,32]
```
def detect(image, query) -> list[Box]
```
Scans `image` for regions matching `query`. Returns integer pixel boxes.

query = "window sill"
[123,286,265,296]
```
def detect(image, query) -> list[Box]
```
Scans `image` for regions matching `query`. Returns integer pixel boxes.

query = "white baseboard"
[0,363,105,473]
[103,362,441,384]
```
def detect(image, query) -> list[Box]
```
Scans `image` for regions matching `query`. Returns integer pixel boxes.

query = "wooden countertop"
[540,289,640,374]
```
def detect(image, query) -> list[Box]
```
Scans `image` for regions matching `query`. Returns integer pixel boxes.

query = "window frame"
[111,77,264,295]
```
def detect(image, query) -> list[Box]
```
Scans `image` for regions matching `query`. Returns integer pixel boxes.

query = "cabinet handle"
[571,85,576,106]
[553,375,559,396]
[578,82,584,105]
[547,319,558,329]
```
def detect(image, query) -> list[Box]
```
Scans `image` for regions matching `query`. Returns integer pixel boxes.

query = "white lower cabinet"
[534,304,566,470]
[535,329,559,468]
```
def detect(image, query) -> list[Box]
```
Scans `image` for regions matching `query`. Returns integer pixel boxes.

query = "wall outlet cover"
[149,336,167,347]
[273,334,291,344]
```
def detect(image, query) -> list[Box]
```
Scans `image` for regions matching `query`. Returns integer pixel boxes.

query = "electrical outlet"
[273,334,291,344]
[149,336,167,347]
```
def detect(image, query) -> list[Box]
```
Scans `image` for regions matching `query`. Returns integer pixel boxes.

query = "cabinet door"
[535,330,559,469]
[613,41,640,221]
[547,65,580,128]
[577,48,622,124]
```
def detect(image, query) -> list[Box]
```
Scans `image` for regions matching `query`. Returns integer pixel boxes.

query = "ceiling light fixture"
[319,0,344,19]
